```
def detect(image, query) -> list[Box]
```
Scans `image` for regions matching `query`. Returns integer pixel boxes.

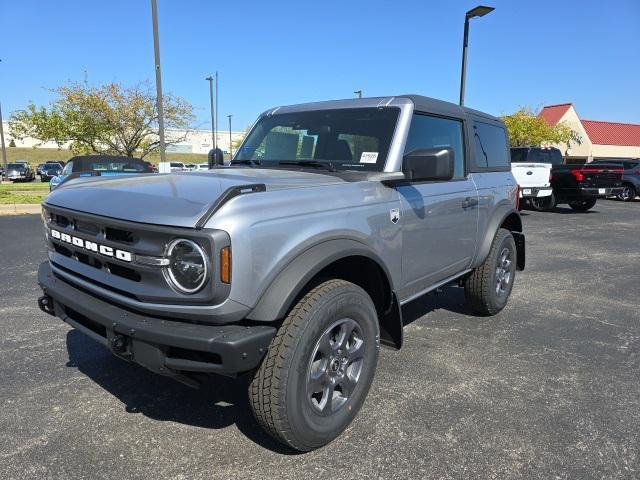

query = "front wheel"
[568,198,597,211]
[249,279,379,451]
[464,228,517,315]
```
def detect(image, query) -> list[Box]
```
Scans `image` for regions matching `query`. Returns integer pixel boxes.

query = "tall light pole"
[459,5,494,106]
[151,0,167,163]
[215,72,219,152]
[205,76,215,150]
[0,101,7,181]
[354,90,362,99]
[227,114,233,158]
[0,59,7,179]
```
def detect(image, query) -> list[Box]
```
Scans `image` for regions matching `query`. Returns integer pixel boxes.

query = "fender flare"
[473,203,524,269]
[247,238,395,321]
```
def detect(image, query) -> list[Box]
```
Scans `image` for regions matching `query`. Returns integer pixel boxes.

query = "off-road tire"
[249,279,379,452]
[464,228,517,315]
[618,184,636,202]
[530,192,556,211]
[568,198,597,211]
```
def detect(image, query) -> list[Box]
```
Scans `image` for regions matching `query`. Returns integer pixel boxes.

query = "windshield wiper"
[279,160,337,172]
[230,159,260,167]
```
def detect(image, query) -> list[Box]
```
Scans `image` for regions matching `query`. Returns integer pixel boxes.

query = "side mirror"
[402,147,455,182]
[208,148,224,168]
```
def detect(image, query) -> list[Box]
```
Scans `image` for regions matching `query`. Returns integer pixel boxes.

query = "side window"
[61,161,73,175]
[473,122,510,169]
[404,114,465,179]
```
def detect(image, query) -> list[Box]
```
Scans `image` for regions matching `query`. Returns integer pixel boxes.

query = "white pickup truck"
[510,147,560,211]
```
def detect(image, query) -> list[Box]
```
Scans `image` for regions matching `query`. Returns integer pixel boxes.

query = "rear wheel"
[530,193,556,211]
[618,184,636,202]
[568,198,597,211]
[249,279,379,451]
[464,228,517,315]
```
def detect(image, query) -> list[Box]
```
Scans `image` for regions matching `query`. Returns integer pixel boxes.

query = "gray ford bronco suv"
[37,95,525,451]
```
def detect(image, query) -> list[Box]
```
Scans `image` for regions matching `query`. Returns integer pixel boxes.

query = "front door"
[397,113,478,301]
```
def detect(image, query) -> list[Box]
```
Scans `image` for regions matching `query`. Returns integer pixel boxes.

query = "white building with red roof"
[538,104,640,163]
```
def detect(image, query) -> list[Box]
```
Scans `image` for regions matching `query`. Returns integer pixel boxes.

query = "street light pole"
[215,71,219,152]
[459,5,494,106]
[151,0,167,163]
[0,101,8,180]
[227,114,233,158]
[206,76,215,149]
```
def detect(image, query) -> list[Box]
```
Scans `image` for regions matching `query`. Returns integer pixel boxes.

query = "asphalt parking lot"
[1,200,638,479]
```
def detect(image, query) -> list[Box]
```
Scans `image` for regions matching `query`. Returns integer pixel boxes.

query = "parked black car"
[5,162,36,182]
[591,159,640,202]
[36,163,47,176]
[40,163,63,182]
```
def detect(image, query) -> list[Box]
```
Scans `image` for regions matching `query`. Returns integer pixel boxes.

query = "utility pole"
[151,0,167,163]
[227,114,233,158]
[205,76,215,149]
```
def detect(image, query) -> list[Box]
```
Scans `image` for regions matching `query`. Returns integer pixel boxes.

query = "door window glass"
[404,114,465,178]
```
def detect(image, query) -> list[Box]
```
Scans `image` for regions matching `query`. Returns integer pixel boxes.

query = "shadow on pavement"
[401,284,472,327]
[65,329,299,455]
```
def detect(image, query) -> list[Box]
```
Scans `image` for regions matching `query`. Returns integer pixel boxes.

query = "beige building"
[1,122,244,155]
[539,104,640,163]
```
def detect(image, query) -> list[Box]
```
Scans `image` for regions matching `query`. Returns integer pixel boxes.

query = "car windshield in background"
[234,107,400,172]
[89,161,146,172]
[7,163,26,170]
[42,164,61,171]
[512,148,564,165]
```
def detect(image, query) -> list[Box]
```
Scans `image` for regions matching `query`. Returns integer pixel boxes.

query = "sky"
[1,0,639,131]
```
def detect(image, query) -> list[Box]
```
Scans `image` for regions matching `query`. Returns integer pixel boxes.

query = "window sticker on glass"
[360,152,379,164]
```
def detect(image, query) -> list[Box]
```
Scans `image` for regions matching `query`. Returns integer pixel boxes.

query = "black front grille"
[105,226,135,244]
[43,204,223,306]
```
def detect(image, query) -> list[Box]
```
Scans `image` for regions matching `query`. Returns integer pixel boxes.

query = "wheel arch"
[474,205,525,271]
[246,239,403,349]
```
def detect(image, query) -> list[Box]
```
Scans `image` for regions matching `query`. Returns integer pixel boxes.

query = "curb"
[0,204,42,216]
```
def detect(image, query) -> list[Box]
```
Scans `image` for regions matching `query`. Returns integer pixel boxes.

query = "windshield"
[235,107,400,171]
[89,161,146,172]
[43,164,61,171]
[512,148,563,165]
[7,163,25,170]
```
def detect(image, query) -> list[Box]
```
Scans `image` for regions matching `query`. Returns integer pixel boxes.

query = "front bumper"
[37,262,275,378]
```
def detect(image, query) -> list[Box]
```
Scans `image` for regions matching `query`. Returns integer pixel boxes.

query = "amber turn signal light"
[220,247,231,284]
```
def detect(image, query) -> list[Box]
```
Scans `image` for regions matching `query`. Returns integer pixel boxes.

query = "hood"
[45,168,346,227]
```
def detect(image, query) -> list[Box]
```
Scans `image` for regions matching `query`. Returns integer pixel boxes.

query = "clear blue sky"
[1,0,639,131]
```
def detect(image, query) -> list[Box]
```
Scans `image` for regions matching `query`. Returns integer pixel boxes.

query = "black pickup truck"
[550,163,624,211]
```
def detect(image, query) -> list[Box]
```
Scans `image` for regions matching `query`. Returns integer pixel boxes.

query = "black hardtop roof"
[263,94,502,124]
[69,155,144,170]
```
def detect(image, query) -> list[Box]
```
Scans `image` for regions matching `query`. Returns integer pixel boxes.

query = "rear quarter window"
[473,121,510,171]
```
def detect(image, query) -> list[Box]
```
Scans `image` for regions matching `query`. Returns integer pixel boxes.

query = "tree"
[9,81,195,158]
[501,108,581,148]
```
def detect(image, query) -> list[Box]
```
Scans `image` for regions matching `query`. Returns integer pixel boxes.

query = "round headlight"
[164,239,209,294]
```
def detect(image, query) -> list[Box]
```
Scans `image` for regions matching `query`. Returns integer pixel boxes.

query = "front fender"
[246,238,395,322]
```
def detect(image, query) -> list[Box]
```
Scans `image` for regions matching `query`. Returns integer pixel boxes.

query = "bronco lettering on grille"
[50,229,132,262]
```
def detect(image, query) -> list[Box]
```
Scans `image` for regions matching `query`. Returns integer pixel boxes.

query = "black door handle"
[462,197,478,208]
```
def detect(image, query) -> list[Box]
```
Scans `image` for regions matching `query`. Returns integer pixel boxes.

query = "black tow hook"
[38,295,55,316]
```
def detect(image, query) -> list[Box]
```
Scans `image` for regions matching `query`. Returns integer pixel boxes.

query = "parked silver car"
[37,95,525,451]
